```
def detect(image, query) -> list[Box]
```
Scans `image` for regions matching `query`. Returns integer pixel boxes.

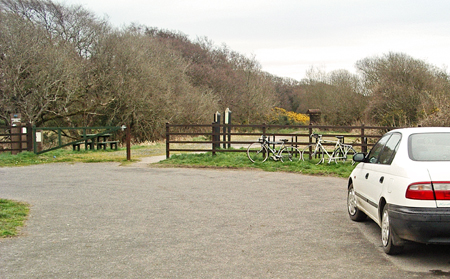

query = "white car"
[347,127,450,254]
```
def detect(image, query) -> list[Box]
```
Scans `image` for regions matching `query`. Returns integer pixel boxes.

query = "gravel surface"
[0,162,441,278]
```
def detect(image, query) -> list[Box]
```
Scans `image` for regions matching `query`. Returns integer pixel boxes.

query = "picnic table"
[87,133,111,144]
[72,133,118,151]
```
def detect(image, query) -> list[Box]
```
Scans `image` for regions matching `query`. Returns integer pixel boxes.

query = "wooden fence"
[0,124,33,154]
[165,123,397,158]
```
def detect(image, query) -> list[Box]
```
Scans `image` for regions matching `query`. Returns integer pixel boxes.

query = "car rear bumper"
[389,204,450,244]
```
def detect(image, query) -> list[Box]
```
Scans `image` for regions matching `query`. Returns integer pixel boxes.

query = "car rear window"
[409,133,450,161]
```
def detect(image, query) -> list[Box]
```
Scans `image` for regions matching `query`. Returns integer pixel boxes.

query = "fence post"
[58,128,62,148]
[361,124,366,153]
[166,123,170,159]
[308,123,313,157]
[33,125,37,154]
[83,128,87,150]
[227,109,231,148]
[126,124,131,161]
[223,108,231,149]
[222,118,226,149]
[212,122,217,156]
[26,123,33,152]
[215,113,221,150]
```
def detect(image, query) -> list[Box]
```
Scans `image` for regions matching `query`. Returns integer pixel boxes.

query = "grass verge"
[0,199,30,238]
[0,149,130,167]
[158,151,356,178]
[0,143,168,167]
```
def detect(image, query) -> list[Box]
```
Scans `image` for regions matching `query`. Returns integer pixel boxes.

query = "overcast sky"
[57,0,450,81]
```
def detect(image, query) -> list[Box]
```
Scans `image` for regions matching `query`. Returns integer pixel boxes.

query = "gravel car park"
[2,162,446,278]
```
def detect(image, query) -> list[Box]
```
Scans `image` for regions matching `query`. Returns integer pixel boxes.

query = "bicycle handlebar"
[259,135,288,145]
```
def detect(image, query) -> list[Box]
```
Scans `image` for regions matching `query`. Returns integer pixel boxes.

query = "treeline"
[1,0,450,142]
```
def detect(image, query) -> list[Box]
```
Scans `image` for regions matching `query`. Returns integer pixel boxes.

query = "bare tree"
[356,52,449,126]
[94,27,218,141]
[0,0,112,126]
[0,11,82,125]
[0,0,110,57]
[297,68,366,125]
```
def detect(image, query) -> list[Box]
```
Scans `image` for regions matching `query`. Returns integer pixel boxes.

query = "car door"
[355,133,402,221]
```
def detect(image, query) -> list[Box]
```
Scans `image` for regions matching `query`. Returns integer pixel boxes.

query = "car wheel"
[347,183,366,221]
[381,205,403,255]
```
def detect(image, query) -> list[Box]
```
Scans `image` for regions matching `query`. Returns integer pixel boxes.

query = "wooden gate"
[0,124,33,154]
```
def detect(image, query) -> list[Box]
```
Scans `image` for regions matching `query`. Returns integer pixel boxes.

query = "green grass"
[0,143,168,167]
[0,149,129,167]
[158,151,356,178]
[0,199,30,237]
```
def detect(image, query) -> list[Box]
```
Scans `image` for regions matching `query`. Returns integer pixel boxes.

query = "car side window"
[378,133,401,164]
[367,134,391,164]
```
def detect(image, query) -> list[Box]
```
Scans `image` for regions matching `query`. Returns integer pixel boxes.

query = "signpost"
[10,113,22,154]
[223,108,231,149]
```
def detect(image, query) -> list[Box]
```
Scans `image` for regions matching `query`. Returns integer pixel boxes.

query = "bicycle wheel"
[344,146,357,165]
[280,146,301,162]
[301,144,325,164]
[247,142,269,163]
[330,147,345,163]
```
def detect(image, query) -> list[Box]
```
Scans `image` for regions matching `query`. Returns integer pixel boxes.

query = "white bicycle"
[301,134,356,164]
[247,135,301,163]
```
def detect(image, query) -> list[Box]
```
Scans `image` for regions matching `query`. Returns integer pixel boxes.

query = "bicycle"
[247,135,301,163]
[301,133,357,164]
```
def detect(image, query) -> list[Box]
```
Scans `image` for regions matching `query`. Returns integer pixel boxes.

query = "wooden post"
[222,108,231,149]
[126,125,131,161]
[10,113,21,154]
[308,123,313,157]
[213,112,221,155]
[166,123,170,159]
[227,109,231,149]
[361,124,366,153]
[26,123,33,152]
[212,122,216,156]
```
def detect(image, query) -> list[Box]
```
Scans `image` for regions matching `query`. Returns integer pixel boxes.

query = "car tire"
[381,205,404,255]
[347,183,367,221]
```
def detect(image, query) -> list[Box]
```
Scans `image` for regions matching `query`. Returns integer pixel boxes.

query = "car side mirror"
[353,153,366,162]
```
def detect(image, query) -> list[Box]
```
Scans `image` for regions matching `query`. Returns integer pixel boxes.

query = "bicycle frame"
[247,136,301,163]
[312,140,334,164]
[306,134,355,164]
[262,138,287,160]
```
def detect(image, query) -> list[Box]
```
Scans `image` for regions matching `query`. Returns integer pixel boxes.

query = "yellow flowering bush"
[269,107,310,125]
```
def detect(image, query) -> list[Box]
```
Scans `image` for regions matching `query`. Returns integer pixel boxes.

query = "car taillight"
[406,182,435,200]
[406,182,450,200]
[433,182,450,200]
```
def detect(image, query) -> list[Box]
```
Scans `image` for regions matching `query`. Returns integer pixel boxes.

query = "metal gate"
[0,125,124,155]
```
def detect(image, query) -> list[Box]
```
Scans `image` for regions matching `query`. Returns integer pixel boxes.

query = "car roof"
[389,127,450,136]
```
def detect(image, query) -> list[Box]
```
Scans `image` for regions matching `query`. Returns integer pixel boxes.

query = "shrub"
[269,107,309,125]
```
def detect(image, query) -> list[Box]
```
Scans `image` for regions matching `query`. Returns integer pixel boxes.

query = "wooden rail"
[165,123,398,158]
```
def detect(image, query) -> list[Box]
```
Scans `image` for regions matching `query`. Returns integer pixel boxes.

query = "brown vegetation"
[1,0,449,141]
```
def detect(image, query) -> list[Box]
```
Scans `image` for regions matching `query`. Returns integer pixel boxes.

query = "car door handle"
[365,173,369,179]
[379,176,384,183]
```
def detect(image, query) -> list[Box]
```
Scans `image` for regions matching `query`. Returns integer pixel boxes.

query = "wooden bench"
[97,141,119,150]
